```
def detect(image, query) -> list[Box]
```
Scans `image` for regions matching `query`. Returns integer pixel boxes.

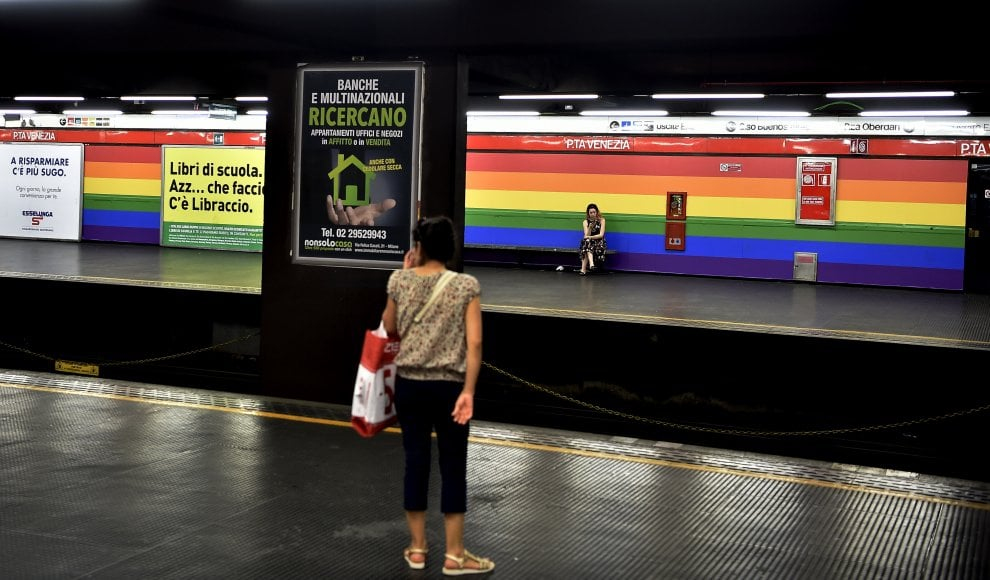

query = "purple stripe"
[463,247,570,268]
[609,254,963,290]
[818,263,962,291]
[464,249,964,290]
[83,225,160,245]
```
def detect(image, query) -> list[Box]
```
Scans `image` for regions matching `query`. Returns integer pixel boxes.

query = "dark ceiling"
[2,0,988,112]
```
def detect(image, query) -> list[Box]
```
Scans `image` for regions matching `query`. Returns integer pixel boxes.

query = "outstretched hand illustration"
[326,195,397,226]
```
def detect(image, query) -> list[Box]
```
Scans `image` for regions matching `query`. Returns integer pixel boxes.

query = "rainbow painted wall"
[465,135,968,290]
[0,129,266,245]
[83,145,163,243]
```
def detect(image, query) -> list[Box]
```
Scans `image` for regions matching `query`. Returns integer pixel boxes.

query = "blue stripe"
[83,209,160,229]
[464,226,963,270]
[694,237,964,269]
[464,226,581,249]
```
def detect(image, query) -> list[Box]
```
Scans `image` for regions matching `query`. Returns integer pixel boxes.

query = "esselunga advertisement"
[0,143,83,240]
[161,145,265,252]
[292,62,423,268]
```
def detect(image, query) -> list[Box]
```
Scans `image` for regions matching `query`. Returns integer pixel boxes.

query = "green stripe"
[84,194,161,213]
[466,209,963,248]
[466,209,658,234]
[691,218,963,248]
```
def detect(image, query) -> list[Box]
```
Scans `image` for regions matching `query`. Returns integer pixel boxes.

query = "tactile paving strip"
[2,369,988,505]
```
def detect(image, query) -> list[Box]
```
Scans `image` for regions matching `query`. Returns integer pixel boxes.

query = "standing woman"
[578,202,607,275]
[381,216,495,576]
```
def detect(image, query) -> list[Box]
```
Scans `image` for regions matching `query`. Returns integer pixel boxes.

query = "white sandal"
[442,549,495,576]
[403,547,428,570]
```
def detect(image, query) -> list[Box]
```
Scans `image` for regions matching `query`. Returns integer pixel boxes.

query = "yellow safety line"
[0,382,350,427]
[483,303,990,348]
[3,381,987,511]
[468,436,990,512]
[0,271,260,294]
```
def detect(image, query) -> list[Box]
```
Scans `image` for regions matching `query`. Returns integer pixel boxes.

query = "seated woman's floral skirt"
[579,238,607,266]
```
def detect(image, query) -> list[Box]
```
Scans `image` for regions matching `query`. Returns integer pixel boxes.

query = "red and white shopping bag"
[351,322,400,437]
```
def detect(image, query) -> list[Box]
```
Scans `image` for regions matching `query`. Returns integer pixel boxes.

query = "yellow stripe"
[837,200,966,226]
[689,196,794,219]
[468,171,794,198]
[468,191,796,220]
[466,189,665,214]
[468,189,967,225]
[696,197,965,224]
[84,177,162,197]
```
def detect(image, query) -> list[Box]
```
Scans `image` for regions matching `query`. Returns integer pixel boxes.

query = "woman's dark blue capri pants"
[395,376,469,513]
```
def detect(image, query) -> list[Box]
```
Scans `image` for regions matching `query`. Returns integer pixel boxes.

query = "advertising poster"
[0,143,83,240]
[161,146,265,252]
[293,62,423,268]
[795,156,837,226]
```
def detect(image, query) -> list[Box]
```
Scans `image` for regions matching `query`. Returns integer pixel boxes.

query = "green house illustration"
[327,154,376,206]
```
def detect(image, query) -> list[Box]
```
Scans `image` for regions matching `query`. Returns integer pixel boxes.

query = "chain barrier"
[482,361,990,438]
[4,337,986,437]
[0,339,56,362]
[0,331,260,368]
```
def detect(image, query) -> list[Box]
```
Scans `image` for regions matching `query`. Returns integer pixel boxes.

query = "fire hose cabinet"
[665,192,686,251]
[665,221,686,251]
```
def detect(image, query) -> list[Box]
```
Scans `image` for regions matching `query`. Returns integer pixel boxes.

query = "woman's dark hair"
[586,203,602,218]
[413,215,456,262]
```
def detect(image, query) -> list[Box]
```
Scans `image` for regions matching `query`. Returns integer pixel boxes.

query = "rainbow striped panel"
[82,145,162,244]
[465,150,967,290]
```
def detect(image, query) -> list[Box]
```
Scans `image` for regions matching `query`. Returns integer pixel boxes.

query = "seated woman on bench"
[578,203,607,275]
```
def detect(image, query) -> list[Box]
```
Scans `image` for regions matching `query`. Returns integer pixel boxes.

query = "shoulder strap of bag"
[413,270,457,324]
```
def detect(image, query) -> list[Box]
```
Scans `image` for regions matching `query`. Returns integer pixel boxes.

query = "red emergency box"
[665,192,687,251]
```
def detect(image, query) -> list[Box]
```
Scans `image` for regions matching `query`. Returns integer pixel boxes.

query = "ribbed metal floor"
[1,369,987,579]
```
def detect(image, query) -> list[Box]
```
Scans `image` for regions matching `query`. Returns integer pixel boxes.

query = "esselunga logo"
[23,210,53,226]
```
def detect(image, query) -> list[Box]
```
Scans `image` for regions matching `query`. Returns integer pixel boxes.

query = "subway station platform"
[1,368,988,579]
[2,239,990,577]
[2,237,990,478]
[2,237,989,350]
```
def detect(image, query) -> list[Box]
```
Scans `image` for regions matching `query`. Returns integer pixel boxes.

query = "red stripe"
[85,145,161,163]
[0,129,265,146]
[466,135,853,155]
[153,132,226,145]
[466,134,978,158]
[467,152,797,178]
[862,139,967,157]
[222,133,267,146]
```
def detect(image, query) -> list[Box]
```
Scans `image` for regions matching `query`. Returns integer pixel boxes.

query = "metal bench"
[463,243,616,270]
